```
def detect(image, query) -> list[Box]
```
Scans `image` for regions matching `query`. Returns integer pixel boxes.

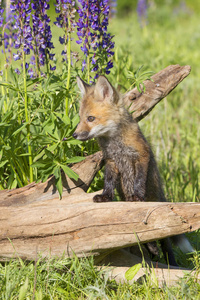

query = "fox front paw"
[93,194,112,203]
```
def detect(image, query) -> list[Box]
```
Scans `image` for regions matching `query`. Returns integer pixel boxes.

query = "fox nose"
[73,132,78,139]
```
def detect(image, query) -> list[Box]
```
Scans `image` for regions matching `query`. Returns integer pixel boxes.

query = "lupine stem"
[45,49,50,77]
[2,23,9,112]
[22,51,33,183]
[33,37,41,77]
[86,0,90,83]
[87,54,90,83]
[66,18,71,116]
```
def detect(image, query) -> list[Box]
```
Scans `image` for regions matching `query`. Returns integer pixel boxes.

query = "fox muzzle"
[72,131,90,141]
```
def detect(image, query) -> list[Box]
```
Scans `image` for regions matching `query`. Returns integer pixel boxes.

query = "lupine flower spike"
[10,0,33,60]
[31,0,55,76]
[55,0,76,115]
[77,0,115,81]
[137,0,148,28]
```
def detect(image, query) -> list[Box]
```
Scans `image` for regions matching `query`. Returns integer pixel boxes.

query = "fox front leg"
[120,160,148,202]
[93,160,119,203]
[132,161,148,202]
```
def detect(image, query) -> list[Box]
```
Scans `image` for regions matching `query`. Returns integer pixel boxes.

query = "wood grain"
[123,64,191,121]
[0,198,199,261]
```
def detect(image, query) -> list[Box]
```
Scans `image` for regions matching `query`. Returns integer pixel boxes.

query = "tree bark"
[123,64,191,121]
[0,151,103,206]
[0,196,199,261]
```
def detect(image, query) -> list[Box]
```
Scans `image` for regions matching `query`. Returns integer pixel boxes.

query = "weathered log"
[124,64,191,121]
[0,195,199,261]
[0,151,103,206]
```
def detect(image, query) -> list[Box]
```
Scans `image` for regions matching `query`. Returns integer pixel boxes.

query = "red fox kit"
[73,75,194,265]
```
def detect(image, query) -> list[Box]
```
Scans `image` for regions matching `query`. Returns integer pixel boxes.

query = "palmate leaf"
[26,77,43,88]
[66,139,83,145]
[72,113,80,129]
[60,164,79,181]
[53,164,79,199]
[0,81,16,89]
[12,122,29,136]
[53,167,63,199]
[66,156,85,164]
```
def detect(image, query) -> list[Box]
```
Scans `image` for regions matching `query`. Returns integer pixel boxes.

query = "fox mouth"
[72,131,93,141]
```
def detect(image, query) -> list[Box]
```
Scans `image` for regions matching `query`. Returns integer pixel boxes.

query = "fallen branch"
[0,151,103,206]
[123,64,191,121]
[0,196,199,261]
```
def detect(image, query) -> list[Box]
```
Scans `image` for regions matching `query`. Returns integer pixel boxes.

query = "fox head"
[73,76,125,141]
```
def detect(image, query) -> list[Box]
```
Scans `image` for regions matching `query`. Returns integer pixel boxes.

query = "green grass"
[0,1,200,298]
[0,253,200,299]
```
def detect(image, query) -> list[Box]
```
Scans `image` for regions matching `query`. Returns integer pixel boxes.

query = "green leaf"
[67,139,83,145]
[72,114,80,129]
[66,156,85,164]
[18,153,31,157]
[0,82,14,88]
[33,149,45,162]
[125,263,142,281]
[31,161,46,168]
[0,160,8,168]
[47,143,59,152]
[45,148,55,160]
[12,122,29,136]
[19,277,29,300]
[61,164,79,181]
[53,167,63,199]
[26,77,43,87]
[55,112,71,125]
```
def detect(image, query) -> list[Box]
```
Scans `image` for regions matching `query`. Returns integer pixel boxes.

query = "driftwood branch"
[123,64,191,121]
[0,195,199,261]
[0,151,103,206]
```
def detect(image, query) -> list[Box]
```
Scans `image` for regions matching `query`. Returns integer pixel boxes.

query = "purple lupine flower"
[15,68,21,74]
[137,0,148,28]
[31,0,55,71]
[0,7,16,55]
[109,0,117,18]
[77,0,115,79]
[0,8,4,28]
[13,52,21,61]
[54,0,76,61]
[28,67,34,78]
[10,0,33,59]
[55,0,76,29]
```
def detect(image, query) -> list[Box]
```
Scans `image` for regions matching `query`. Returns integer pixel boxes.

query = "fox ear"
[77,77,90,97]
[95,76,114,102]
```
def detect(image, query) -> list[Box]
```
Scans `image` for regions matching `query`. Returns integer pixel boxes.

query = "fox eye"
[87,116,95,122]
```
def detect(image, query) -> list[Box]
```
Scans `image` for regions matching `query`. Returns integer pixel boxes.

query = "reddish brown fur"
[73,76,194,266]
